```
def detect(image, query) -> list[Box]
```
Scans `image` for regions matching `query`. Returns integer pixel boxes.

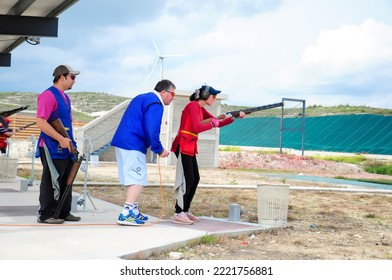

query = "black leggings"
[175,147,200,213]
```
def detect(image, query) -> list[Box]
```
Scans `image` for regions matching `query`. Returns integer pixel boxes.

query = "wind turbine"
[144,37,184,83]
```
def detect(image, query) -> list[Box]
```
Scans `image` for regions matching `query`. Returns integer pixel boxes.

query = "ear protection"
[200,85,211,100]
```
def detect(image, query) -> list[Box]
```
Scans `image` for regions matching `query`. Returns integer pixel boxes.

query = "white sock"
[123,202,140,215]
[121,204,130,215]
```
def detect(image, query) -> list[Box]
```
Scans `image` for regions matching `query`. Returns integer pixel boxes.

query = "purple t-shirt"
[36,88,72,147]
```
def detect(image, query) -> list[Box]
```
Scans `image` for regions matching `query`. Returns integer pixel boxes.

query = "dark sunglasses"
[66,74,76,81]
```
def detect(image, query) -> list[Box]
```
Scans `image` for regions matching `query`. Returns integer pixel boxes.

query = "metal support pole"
[280,101,284,154]
[82,153,89,211]
[82,137,92,211]
[28,135,36,186]
[301,100,306,156]
[280,98,306,156]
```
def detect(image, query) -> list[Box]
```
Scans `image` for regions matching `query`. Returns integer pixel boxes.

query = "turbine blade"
[161,58,164,80]
[150,36,161,56]
[162,53,186,58]
[144,58,161,84]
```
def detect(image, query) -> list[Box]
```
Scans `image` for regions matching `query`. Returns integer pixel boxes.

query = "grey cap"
[53,65,80,77]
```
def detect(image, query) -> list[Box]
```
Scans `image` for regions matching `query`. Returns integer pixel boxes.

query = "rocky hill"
[1,91,391,121]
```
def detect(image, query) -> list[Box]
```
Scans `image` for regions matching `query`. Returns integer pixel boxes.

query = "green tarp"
[220,114,392,155]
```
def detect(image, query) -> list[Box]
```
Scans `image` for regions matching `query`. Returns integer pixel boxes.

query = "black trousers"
[37,147,74,221]
[175,147,200,213]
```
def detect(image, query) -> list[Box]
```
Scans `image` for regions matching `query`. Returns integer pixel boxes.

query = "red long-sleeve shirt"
[171,100,233,156]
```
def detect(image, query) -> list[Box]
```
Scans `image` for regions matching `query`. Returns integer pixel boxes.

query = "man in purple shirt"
[36,65,81,224]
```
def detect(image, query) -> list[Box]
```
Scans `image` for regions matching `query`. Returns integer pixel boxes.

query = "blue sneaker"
[131,203,149,221]
[137,213,149,221]
[117,210,145,226]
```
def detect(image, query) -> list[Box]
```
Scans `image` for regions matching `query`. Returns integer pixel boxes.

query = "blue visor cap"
[201,85,221,95]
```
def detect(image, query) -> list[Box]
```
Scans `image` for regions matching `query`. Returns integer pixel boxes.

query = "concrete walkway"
[0,177,270,260]
[2,170,391,260]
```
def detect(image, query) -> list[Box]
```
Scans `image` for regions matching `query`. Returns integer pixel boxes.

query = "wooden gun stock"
[50,118,79,161]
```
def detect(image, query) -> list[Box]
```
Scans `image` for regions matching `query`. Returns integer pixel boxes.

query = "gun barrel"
[247,102,284,112]
[226,102,283,118]
[0,106,29,118]
[15,122,37,132]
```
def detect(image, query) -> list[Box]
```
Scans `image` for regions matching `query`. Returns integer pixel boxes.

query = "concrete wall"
[166,90,225,167]
[74,99,130,161]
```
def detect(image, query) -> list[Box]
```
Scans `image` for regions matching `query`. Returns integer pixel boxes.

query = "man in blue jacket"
[111,79,175,225]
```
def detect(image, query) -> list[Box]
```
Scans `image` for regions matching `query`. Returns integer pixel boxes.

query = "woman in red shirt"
[170,85,245,224]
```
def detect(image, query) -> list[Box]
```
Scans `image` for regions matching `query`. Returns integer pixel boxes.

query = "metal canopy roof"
[0,0,78,67]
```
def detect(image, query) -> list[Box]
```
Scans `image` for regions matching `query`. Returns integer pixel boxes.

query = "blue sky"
[1,0,392,109]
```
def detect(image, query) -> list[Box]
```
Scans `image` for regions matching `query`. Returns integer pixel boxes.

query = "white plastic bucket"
[257,184,289,227]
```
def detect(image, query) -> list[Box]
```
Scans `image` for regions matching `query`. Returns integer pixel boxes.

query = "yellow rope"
[141,155,166,227]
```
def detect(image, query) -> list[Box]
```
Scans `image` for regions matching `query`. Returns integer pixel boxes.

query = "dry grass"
[75,185,392,227]
[18,157,392,260]
[72,185,392,260]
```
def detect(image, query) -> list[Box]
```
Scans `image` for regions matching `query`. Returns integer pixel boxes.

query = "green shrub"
[311,155,366,164]
[219,146,240,152]
[364,164,392,176]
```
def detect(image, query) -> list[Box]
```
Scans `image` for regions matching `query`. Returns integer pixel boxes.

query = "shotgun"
[50,118,84,219]
[226,102,284,118]
[0,122,37,134]
[0,106,29,128]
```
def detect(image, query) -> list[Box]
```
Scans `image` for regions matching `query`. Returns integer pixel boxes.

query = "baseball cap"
[53,65,80,77]
[201,85,221,95]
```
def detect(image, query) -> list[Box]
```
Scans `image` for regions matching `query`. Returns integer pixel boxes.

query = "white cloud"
[2,0,392,109]
[300,19,392,77]
[267,18,392,108]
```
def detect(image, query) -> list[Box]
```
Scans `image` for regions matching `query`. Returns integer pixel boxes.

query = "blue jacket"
[111,92,164,155]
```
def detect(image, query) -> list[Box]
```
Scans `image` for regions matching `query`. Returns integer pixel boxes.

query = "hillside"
[222,103,392,117]
[1,92,392,121]
[0,91,128,121]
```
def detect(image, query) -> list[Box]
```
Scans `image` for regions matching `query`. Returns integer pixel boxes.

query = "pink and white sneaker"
[186,212,200,222]
[172,212,193,225]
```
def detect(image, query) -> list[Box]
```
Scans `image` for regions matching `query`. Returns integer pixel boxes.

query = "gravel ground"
[66,151,392,260]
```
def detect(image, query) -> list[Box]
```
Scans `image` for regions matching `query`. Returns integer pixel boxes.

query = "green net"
[220,114,392,155]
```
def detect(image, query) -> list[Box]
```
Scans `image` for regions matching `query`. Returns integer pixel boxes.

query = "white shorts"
[115,148,147,186]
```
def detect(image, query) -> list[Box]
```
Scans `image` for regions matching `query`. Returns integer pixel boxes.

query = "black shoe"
[38,217,65,224]
[64,214,81,222]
